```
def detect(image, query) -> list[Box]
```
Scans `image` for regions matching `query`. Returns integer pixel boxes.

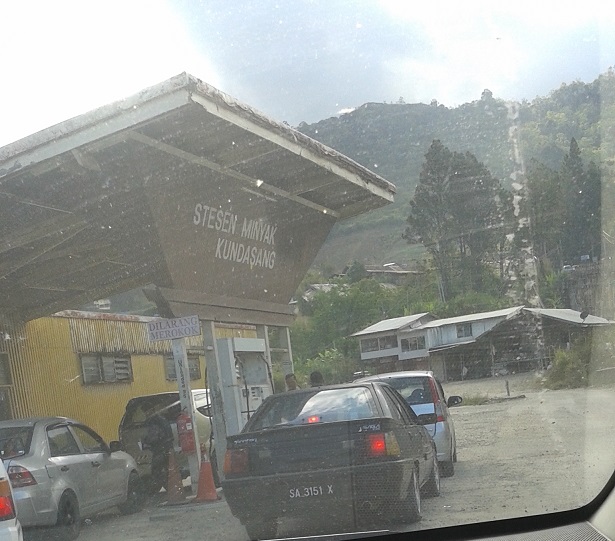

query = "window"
[362,336,398,352]
[378,335,397,350]
[361,338,379,353]
[47,425,80,456]
[456,323,473,338]
[401,336,426,352]
[382,387,416,426]
[71,425,107,453]
[80,354,132,384]
[164,354,202,381]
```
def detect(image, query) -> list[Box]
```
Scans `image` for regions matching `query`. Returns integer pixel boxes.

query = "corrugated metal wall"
[7,315,256,442]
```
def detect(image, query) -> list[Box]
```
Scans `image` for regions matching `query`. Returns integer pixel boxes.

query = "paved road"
[25,384,615,541]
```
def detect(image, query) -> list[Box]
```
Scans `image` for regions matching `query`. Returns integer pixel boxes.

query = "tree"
[405,140,509,299]
[560,138,586,263]
[558,138,602,264]
[346,260,368,283]
[525,159,565,268]
[404,141,457,300]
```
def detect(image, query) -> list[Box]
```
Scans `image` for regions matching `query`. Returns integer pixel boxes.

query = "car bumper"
[430,422,453,462]
[0,518,22,541]
[12,487,57,527]
[222,460,410,527]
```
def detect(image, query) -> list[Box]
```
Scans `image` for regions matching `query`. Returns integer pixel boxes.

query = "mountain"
[298,71,615,271]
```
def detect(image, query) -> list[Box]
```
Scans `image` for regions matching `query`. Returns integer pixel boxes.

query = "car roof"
[275,381,383,394]
[125,389,210,410]
[354,370,435,382]
[0,416,79,428]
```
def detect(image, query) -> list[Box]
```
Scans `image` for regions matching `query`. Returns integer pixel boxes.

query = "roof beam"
[126,130,340,218]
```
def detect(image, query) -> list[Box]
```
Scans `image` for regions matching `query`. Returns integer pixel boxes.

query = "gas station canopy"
[0,73,395,324]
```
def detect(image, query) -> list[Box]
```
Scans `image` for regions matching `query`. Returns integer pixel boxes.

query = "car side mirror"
[417,413,437,425]
[447,396,463,407]
[109,440,122,453]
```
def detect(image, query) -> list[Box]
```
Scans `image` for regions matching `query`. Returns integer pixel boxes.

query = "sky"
[1,0,615,147]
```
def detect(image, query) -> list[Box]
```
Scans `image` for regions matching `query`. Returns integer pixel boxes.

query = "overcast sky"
[1,0,614,146]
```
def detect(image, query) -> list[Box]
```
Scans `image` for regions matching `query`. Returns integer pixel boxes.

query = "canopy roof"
[0,73,395,323]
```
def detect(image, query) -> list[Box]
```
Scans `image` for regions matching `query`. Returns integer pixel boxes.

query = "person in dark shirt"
[309,371,324,387]
[142,412,174,492]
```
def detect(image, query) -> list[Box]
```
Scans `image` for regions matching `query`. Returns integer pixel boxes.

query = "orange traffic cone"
[166,449,186,504]
[195,449,219,503]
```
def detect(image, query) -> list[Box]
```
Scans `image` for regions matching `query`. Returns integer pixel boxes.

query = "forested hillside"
[299,70,615,271]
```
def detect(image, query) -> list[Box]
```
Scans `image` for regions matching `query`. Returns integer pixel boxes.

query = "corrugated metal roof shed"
[420,307,524,329]
[352,313,431,336]
[524,308,612,326]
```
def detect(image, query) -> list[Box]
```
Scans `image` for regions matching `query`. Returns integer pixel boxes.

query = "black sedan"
[222,382,441,539]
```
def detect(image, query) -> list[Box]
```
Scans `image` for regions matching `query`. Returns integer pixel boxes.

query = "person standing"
[309,371,324,387]
[285,373,299,390]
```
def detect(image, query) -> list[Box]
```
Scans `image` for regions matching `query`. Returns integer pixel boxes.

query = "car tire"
[395,466,421,524]
[422,450,441,498]
[244,518,277,540]
[53,492,81,541]
[440,459,455,477]
[119,472,146,515]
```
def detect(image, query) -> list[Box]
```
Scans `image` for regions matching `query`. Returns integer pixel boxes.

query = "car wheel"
[244,518,277,540]
[440,459,455,477]
[54,492,81,541]
[422,450,441,498]
[395,466,421,524]
[119,472,146,515]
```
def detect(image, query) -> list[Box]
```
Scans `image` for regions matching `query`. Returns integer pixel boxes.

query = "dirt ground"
[25,374,615,541]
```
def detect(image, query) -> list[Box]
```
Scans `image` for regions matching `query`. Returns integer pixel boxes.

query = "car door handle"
[91,461,101,467]
[60,465,70,472]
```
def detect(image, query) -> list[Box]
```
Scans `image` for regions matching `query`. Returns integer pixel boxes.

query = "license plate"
[289,484,334,499]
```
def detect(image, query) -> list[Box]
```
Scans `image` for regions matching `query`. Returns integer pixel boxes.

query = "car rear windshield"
[247,387,378,431]
[0,426,34,458]
[123,395,180,427]
[379,377,434,405]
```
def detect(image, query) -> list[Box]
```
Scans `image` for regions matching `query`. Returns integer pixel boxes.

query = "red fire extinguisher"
[176,411,196,455]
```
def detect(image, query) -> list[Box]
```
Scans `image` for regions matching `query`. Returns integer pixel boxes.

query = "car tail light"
[223,448,249,476]
[8,465,37,488]
[428,378,445,422]
[366,432,401,458]
[0,479,15,520]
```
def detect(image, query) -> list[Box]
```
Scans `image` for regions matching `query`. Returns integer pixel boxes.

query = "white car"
[0,456,22,541]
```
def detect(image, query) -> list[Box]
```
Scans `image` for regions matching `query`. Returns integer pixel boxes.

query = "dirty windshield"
[1,2,615,541]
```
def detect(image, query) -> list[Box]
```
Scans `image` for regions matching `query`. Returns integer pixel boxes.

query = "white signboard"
[147,316,201,341]
[147,316,202,490]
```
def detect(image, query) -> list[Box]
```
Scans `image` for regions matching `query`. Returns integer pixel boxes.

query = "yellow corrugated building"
[0,312,256,442]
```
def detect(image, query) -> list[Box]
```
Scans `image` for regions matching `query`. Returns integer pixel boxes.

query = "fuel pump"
[214,338,274,437]
[208,337,274,479]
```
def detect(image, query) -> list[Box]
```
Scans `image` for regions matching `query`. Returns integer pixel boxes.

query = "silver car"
[0,417,144,540]
[355,371,462,476]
